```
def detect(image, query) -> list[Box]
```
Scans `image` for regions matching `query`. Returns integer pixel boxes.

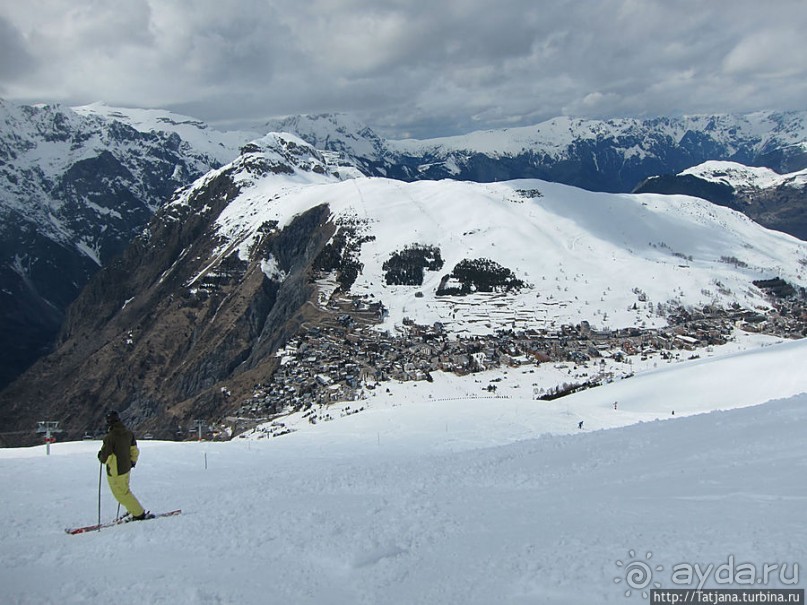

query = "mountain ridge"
[267,110,807,189]
[1,99,806,404]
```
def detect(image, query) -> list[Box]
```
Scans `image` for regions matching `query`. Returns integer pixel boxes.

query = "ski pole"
[97,463,102,531]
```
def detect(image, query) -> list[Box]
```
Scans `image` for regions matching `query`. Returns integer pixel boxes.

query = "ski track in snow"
[1,338,806,604]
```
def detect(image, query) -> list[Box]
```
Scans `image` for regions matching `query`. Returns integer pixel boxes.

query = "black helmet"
[105,410,120,426]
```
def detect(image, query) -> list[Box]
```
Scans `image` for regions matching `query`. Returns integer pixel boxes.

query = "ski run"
[1,332,806,604]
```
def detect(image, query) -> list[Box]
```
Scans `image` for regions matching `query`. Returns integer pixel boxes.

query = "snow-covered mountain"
[72,102,260,166]
[0,100,259,388]
[276,111,807,191]
[264,113,387,170]
[683,159,807,190]
[636,159,807,240]
[2,100,807,396]
[1,132,804,445]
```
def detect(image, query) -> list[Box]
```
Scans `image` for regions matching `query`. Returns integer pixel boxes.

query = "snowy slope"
[172,137,807,336]
[1,336,805,604]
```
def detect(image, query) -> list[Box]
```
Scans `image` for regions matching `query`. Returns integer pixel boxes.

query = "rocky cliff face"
[0,135,340,441]
[0,100,250,389]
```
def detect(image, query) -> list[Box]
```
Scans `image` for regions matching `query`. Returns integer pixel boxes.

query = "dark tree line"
[436,258,525,296]
[383,244,444,286]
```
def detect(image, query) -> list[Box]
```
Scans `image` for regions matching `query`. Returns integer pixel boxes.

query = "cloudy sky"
[0,0,805,138]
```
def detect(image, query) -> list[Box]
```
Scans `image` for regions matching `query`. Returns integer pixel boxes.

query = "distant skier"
[613,401,618,411]
[578,420,584,430]
[98,411,152,521]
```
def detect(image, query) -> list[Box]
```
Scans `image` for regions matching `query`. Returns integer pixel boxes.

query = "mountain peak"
[231,131,342,183]
[263,112,386,161]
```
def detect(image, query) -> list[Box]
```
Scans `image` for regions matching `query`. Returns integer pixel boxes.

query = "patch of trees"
[753,277,803,299]
[720,255,748,268]
[538,379,602,400]
[436,258,525,296]
[315,227,375,291]
[382,244,444,286]
[515,188,543,199]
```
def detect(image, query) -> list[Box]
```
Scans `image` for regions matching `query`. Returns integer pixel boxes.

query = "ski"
[65,509,181,535]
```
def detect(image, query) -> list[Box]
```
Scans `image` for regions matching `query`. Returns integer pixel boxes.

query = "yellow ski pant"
[106,472,145,517]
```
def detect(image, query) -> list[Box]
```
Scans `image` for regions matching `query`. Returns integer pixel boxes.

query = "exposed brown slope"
[0,148,337,444]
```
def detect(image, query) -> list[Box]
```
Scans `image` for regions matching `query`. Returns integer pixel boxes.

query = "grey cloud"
[1,0,805,137]
[0,16,36,82]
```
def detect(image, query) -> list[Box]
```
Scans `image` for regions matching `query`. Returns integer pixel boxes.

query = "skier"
[578,420,584,429]
[98,411,152,521]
